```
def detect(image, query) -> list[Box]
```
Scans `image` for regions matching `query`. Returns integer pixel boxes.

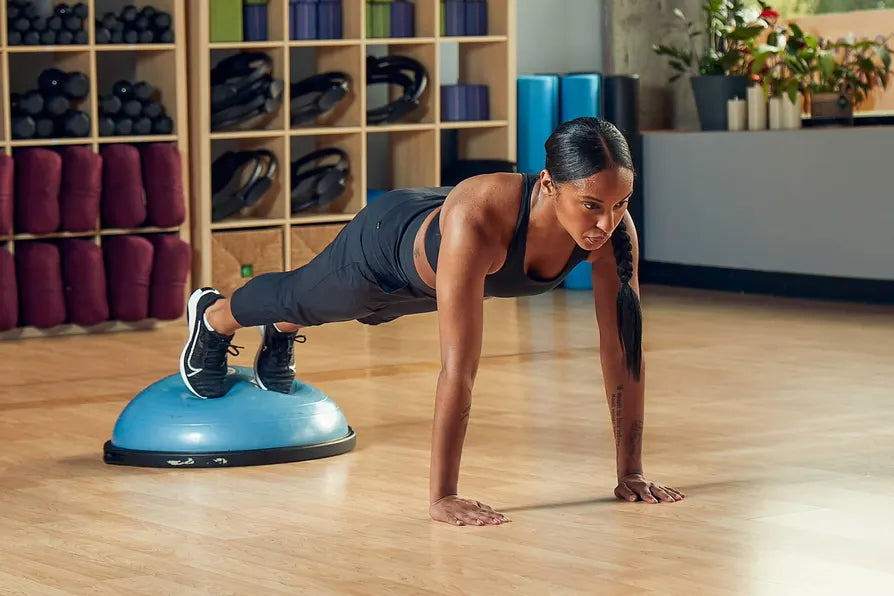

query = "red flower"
[760,8,779,22]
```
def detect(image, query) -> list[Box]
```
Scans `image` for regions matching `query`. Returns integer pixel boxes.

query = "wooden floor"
[2,285,894,595]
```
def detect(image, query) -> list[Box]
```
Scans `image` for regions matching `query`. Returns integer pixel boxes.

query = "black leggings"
[229,188,445,328]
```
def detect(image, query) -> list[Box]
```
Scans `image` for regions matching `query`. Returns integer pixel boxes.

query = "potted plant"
[653,0,778,130]
[804,34,892,121]
[752,24,893,124]
[750,22,814,128]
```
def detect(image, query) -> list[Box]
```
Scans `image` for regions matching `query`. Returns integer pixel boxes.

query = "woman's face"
[542,167,635,251]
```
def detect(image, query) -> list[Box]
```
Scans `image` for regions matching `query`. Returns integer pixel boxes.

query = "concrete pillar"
[601,0,703,131]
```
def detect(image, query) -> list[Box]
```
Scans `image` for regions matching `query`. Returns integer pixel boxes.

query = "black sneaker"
[179,287,243,398]
[253,325,305,393]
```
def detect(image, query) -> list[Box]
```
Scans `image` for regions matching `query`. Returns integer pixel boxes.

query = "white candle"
[727,97,746,131]
[747,85,766,130]
[768,96,783,130]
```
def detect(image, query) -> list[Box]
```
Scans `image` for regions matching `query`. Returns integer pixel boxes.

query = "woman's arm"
[591,214,685,504]
[428,197,510,526]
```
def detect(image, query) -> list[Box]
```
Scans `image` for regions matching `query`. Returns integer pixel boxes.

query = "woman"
[179,117,686,527]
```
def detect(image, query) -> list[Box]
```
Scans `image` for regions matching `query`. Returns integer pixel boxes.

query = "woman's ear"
[539,170,557,198]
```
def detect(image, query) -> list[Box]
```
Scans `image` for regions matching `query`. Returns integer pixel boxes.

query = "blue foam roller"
[317,0,343,39]
[390,1,414,37]
[517,74,559,174]
[243,4,268,41]
[465,1,487,36]
[560,73,603,122]
[103,365,356,468]
[441,84,465,121]
[466,84,488,120]
[562,262,593,290]
[292,1,318,40]
[444,0,464,35]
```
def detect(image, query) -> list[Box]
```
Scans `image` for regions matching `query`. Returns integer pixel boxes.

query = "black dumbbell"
[35,118,56,138]
[60,110,90,137]
[40,30,57,45]
[121,5,139,23]
[23,2,38,19]
[72,2,89,19]
[55,4,73,19]
[142,101,162,119]
[23,30,40,44]
[101,94,122,115]
[39,69,89,100]
[11,91,44,116]
[123,29,139,44]
[95,26,111,44]
[133,116,153,135]
[109,30,123,44]
[74,29,88,44]
[112,80,134,99]
[140,6,156,19]
[12,17,31,33]
[11,115,36,139]
[114,117,133,135]
[8,31,22,45]
[44,94,70,117]
[138,29,154,43]
[57,30,74,44]
[7,4,20,20]
[122,99,142,118]
[152,115,174,135]
[99,116,115,137]
[48,16,63,31]
[132,81,155,102]
[64,16,83,32]
[30,16,47,32]
[156,28,174,43]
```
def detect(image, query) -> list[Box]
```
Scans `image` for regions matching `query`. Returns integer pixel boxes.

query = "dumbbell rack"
[0,0,190,340]
[187,0,516,298]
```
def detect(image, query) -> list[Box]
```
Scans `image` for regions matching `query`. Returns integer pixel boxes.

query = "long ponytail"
[610,220,642,381]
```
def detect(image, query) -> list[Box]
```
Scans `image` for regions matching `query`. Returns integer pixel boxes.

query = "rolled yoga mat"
[243,1,268,42]
[318,0,343,39]
[390,1,414,37]
[443,0,464,35]
[466,84,488,120]
[603,74,640,146]
[560,72,603,122]
[441,84,466,121]
[464,0,487,35]
[291,0,318,40]
[517,74,559,174]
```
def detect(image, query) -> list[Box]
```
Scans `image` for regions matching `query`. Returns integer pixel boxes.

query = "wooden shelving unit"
[187,0,516,297]
[0,0,190,340]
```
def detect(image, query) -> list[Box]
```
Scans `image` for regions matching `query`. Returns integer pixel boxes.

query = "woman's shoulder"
[443,172,525,219]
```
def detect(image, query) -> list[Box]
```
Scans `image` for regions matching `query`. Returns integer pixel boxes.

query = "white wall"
[642,127,894,281]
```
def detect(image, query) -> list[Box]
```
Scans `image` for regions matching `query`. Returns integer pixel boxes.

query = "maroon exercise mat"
[15,241,67,329]
[103,235,154,322]
[0,248,17,331]
[60,146,103,233]
[60,238,109,327]
[141,143,186,228]
[0,154,13,236]
[148,234,191,320]
[101,144,146,229]
[15,148,62,235]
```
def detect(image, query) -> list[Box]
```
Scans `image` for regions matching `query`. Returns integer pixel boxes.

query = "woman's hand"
[614,473,686,503]
[429,495,511,526]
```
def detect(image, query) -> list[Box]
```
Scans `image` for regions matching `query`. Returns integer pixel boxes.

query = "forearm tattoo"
[629,420,643,459]
[611,384,623,447]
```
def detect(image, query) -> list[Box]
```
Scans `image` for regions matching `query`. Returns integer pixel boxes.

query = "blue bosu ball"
[103,366,356,468]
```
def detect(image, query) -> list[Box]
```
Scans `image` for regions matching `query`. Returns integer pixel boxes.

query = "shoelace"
[205,333,243,369]
[271,332,307,367]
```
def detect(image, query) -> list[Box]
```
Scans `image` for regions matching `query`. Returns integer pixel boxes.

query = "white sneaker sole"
[179,288,220,398]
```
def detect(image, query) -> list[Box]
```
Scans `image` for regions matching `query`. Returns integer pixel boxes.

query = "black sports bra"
[424,173,591,298]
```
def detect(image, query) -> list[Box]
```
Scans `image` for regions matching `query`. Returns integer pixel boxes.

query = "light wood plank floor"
[1,285,893,595]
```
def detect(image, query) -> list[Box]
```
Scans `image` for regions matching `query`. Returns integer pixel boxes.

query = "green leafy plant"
[751,23,893,105]
[653,0,778,81]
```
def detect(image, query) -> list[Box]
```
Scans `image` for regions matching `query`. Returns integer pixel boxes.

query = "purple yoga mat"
[444,0,464,36]
[440,85,466,121]
[291,0,317,40]
[465,1,487,36]
[465,84,489,120]
[390,1,414,37]
[243,4,268,41]
[317,0,343,39]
